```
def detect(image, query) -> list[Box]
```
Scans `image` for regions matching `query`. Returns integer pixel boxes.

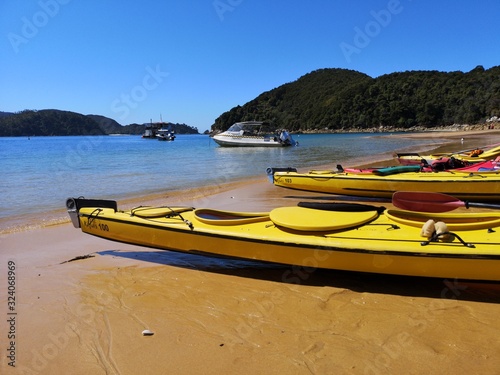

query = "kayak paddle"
[392,191,500,212]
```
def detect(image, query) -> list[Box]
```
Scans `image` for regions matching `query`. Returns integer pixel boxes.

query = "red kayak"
[337,157,500,175]
[446,158,500,172]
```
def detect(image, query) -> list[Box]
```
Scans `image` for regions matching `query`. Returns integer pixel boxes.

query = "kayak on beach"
[397,144,500,165]
[66,196,500,281]
[268,168,500,203]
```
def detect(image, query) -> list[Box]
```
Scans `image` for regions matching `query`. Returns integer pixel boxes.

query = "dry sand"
[1,129,500,375]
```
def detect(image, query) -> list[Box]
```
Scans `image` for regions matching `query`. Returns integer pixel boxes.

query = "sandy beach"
[2,129,500,375]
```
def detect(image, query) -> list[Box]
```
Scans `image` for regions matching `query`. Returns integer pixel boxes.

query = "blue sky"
[1,0,499,132]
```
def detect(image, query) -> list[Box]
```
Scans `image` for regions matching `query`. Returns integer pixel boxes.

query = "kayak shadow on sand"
[95,249,500,304]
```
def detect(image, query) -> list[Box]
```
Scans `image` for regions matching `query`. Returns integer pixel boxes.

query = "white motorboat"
[212,121,296,147]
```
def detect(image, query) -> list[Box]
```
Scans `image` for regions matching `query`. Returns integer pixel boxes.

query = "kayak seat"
[298,202,386,214]
[194,209,269,225]
[385,209,500,231]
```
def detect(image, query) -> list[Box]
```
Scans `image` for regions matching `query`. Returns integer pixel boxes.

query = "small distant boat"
[143,115,175,141]
[156,126,175,141]
[212,121,296,147]
[142,122,156,138]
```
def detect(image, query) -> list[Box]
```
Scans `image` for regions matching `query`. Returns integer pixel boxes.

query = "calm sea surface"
[0,133,440,231]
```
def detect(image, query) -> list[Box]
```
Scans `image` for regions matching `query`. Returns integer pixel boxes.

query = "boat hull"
[272,170,500,202]
[212,134,292,147]
[212,121,296,147]
[68,198,500,281]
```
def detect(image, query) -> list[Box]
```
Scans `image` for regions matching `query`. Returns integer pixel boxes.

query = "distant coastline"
[2,120,498,137]
[0,109,200,137]
[295,122,499,134]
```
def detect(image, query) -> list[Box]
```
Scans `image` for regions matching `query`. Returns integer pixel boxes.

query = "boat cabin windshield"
[226,122,276,135]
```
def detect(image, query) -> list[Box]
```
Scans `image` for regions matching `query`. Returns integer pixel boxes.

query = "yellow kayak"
[271,169,500,202]
[397,144,500,165]
[67,198,500,281]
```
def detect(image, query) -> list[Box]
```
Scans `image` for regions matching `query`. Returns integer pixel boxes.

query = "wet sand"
[1,129,500,374]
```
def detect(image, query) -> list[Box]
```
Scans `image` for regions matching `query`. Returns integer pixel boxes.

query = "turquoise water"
[0,133,438,230]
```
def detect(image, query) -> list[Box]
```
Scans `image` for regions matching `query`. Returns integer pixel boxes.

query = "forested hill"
[0,110,199,136]
[0,111,14,118]
[212,66,500,132]
[0,110,105,136]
